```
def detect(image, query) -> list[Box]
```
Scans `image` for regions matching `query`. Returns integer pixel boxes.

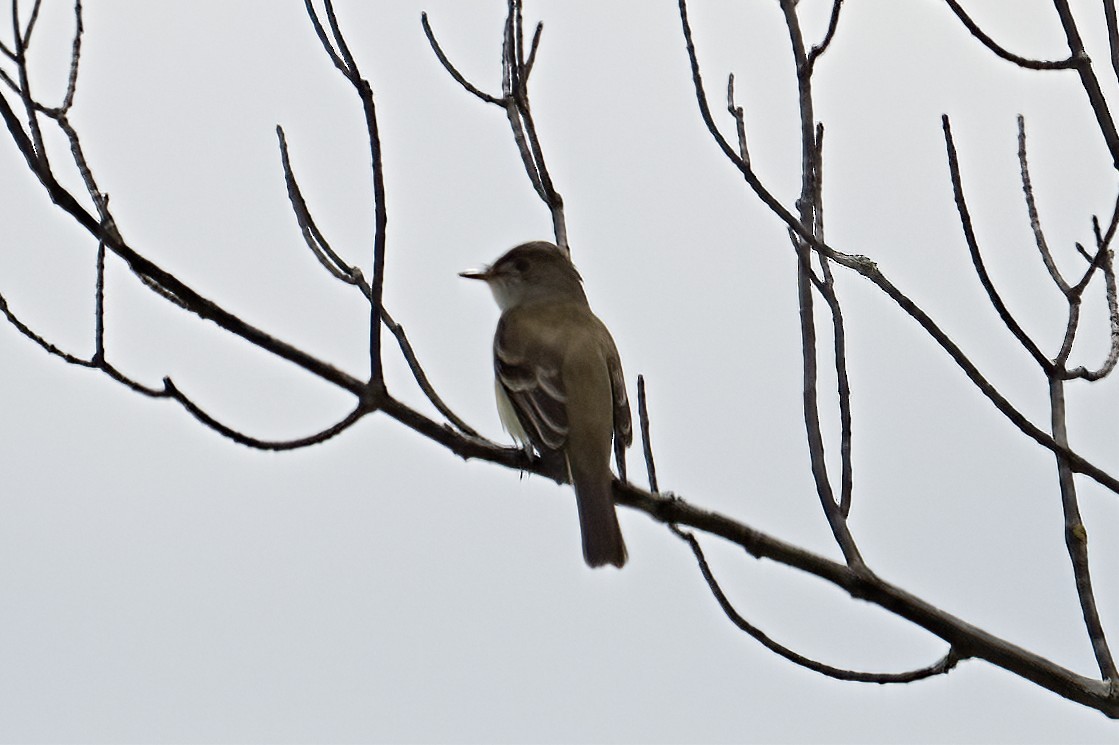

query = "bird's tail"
[570,466,627,568]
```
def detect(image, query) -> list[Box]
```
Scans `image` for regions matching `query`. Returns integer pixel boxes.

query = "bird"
[460,240,632,568]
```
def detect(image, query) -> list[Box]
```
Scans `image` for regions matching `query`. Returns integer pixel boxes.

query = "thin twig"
[781,0,863,568]
[420,13,502,104]
[726,73,750,165]
[58,0,82,114]
[94,237,105,363]
[1066,200,1119,380]
[1052,0,1119,169]
[943,0,1078,70]
[424,1,567,253]
[804,0,844,76]
[304,0,389,389]
[1018,115,1069,292]
[276,127,480,437]
[637,374,659,494]
[1106,0,1119,87]
[0,290,95,367]
[163,377,371,451]
[944,116,1052,371]
[673,526,959,683]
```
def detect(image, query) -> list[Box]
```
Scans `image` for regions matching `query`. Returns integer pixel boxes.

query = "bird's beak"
[459,267,492,281]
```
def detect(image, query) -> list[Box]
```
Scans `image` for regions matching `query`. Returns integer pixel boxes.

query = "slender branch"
[424,1,567,253]
[12,0,50,177]
[944,116,1051,371]
[277,126,361,283]
[637,374,659,494]
[93,237,105,363]
[420,12,503,104]
[17,0,40,46]
[277,126,481,438]
[810,125,854,518]
[1047,375,1119,681]
[163,377,371,451]
[1052,0,1119,169]
[1066,201,1119,380]
[1106,0,1119,87]
[804,0,844,76]
[726,73,750,165]
[781,0,863,568]
[674,526,959,683]
[57,0,82,115]
[0,289,95,367]
[943,0,1078,70]
[303,0,389,389]
[1018,115,1069,292]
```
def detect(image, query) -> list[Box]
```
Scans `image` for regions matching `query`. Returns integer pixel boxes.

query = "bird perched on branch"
[461,241,632,568]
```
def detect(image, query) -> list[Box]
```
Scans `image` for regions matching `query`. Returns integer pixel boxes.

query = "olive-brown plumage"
[461,241,631,568]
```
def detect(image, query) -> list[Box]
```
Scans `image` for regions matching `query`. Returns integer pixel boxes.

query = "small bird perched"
[460,241,632,568]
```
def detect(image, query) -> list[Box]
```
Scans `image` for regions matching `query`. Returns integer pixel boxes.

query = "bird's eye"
[513,257,530,274]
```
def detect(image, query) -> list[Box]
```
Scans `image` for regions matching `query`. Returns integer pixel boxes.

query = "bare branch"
[18,0,40,47]
[523,21,542,80]
[1066,201,1119,380]
[781,0,863,568]
[277,126,360,284]
[420,12,503,104]
[1019,115,1069,292]
[636,374,659,494]
[1047,374,1119,681]
[804,0,844,76]
[726,73,750,165]
[674,526,960,684]
[163,377,371,451]
[943,0,1078,70]
[94,237,105,363]
[944,116,1051,370]
[0,289,96,367]
[57,0,82,114]
[617,482,1118,716]
[1106,0,1119,86]
[679,0,1119,497]
[1052,0,1119,169]
[304,0,389,390]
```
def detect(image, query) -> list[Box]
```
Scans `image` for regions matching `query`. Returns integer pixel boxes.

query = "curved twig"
[804,0,844,76]
[674,526,960,684]
[943,0,1078,70]
[163,377,371,450]
[420,12,502,104]
[944,116,1051,371]
[1018,115,1069,292]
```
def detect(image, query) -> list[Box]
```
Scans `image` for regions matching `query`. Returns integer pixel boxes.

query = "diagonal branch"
[1052,0,1119,169]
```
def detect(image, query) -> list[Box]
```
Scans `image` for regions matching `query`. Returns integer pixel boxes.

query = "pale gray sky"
[2,1,1118,742]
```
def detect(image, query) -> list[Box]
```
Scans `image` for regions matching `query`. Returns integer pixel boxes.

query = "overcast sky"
[2,1,1119,742]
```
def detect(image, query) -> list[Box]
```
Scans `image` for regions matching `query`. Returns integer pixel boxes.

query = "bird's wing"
[604,334,632,448]
[494,312,569,452]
